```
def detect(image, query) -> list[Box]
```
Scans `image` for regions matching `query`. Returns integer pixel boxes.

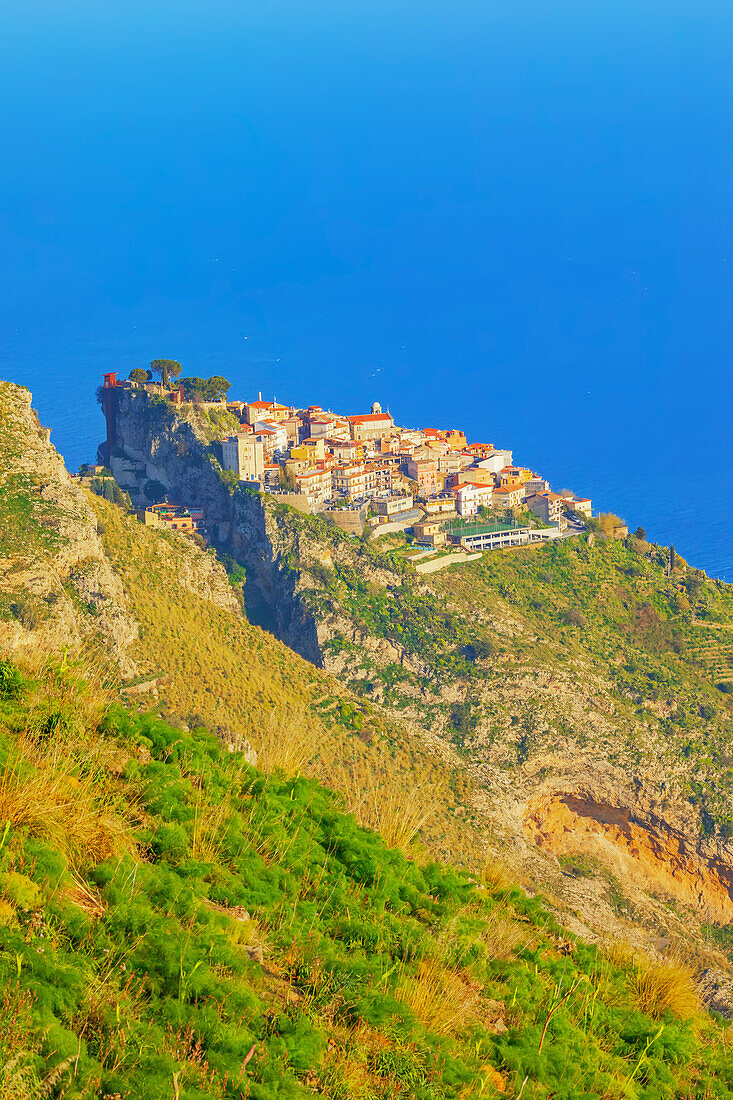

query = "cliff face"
[0,383,139,675]
[107,389,322,662]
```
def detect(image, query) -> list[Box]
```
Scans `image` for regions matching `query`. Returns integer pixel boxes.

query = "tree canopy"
[129,368,148,384]
[150,359,182,386]
[179,376,232,402]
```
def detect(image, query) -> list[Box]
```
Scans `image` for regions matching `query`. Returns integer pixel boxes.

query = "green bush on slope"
[0,657,732,1099]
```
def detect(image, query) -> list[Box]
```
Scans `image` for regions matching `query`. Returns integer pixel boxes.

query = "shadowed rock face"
[106,390,323,665]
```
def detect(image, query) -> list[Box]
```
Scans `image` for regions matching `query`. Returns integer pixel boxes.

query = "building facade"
[222,435,266,482]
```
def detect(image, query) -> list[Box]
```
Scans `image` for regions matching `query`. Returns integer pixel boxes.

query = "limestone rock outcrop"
[0,383,138,675]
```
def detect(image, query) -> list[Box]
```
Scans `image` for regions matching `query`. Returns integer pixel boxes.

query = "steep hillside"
[6,379,733,1025]
[282,499,733,948]
[100,386,733,958]
[3,652,733,1100]
[86,495,475,863]
[0,382,475,866]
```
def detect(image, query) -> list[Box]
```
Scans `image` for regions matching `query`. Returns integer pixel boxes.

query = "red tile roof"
[348,413,393,424]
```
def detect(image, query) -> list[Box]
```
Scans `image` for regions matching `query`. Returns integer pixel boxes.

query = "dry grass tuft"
[63,875,106,919]
[395,954,482,1035]
[606,942,699,1020]
[481,911,530,961]
[0,748,130,867]
[332,758,440,853]
[481,855,514,893]
[252,706,319,776]
[631,952,699,1020]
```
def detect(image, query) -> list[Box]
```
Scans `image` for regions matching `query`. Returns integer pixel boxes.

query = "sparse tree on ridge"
[150,359,183,387]
[129,368,148,384]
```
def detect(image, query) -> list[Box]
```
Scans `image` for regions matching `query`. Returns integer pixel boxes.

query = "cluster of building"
[94,372,592,551]
[218,394,591,540]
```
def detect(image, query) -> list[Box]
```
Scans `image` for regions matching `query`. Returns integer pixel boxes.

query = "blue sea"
[1,1,731,577]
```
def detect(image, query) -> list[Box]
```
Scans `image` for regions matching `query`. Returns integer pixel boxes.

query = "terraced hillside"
[687,621,733,688]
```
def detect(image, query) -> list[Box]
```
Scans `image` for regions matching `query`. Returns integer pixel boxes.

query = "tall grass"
[394,954,482,1035]
[251,706,318,776]
[605,941,700,1020]
[481,910,530,960]
[631,952,699,1020]
[481,855,515,892]
[332,757,440,853]
[0,748,130,866]
[190,787,231,864]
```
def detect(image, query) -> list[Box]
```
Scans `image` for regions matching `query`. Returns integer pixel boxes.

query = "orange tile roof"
[348,413,393,424]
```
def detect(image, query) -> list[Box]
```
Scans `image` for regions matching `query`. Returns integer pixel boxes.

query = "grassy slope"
[88,496,474,863]
[429,537,733,825]
[2,655,733,1100]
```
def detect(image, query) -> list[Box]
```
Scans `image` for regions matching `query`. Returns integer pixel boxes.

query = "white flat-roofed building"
[222,434,266,483]
[475,450,513,475]
[373,494,414,517]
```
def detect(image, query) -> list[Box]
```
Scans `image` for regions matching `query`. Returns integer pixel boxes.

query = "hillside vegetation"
[266,502,733,944]
[87,496,474,863]
[93,378,733,945]
[3,652,733,1099]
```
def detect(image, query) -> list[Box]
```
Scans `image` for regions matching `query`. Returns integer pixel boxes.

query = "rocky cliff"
[106,389,322,661]
[0,383,139,675]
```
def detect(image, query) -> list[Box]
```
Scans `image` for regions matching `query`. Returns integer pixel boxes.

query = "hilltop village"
[95,370,598,560]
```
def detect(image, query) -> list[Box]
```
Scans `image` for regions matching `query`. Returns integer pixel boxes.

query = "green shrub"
[0,660,24,699]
